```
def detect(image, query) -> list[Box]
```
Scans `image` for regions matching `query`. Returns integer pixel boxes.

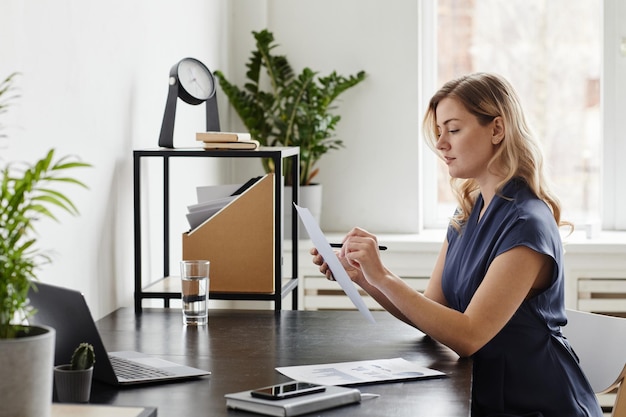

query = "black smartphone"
[250,382,326,401]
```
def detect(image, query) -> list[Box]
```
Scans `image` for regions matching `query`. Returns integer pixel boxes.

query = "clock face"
[177,58,215,101]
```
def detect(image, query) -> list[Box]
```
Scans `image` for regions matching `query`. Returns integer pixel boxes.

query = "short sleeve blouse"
[442,178,602,417]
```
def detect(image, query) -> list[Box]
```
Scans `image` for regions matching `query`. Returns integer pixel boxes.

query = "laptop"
[28,282,210,385]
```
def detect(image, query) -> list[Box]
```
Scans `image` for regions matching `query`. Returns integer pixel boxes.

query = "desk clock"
[158,57,220,148]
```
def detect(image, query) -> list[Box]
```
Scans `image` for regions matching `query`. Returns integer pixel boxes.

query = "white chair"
[563,309,626,417]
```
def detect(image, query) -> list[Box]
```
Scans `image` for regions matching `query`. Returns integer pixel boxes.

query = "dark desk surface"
[92,308,472,416]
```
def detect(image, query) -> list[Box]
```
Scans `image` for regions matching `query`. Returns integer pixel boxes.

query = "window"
[419,0,624,232]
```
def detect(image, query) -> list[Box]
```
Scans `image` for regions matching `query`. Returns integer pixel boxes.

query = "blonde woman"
[311,73,602,416]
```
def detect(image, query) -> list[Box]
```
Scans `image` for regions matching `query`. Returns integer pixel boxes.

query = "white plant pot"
[0,325,55,417]
[284,183,323,240]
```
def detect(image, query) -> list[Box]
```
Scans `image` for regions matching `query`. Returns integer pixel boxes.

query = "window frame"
[602,0,626,230]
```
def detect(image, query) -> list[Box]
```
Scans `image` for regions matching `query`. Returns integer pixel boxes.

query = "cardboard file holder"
[182,174,275,293]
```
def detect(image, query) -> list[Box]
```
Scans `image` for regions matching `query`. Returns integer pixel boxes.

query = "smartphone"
[250,382,326,401]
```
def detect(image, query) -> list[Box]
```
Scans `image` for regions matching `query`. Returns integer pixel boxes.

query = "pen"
[330,243,387,251]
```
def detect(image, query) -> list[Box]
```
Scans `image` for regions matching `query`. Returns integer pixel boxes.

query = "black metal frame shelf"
[133,147,300,312]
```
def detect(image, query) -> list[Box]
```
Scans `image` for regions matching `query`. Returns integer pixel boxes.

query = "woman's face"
[435,97,502,183]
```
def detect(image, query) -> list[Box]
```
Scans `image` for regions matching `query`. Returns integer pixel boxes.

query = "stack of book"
[196,131,259,150]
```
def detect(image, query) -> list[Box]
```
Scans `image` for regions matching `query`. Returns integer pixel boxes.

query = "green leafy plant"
[0,73,91,339]
[70,342,95,370]
[214,29,366,186]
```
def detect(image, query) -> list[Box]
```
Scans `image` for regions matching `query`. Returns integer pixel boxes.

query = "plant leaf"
[213,30,366,185]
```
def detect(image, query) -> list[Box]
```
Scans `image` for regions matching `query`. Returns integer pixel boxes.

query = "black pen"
[330,243,387,251]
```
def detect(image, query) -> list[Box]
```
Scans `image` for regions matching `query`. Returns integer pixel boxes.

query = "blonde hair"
[422,72,567,231]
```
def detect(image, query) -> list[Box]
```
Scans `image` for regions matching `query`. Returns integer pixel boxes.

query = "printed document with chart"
[276,357,445,386]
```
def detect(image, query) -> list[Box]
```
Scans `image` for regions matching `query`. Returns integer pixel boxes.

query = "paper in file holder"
[182,173,275,293]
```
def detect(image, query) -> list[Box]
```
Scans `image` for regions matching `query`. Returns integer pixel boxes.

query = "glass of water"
[180,260,210,325]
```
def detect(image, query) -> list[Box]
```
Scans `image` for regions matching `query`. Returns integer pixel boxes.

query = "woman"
[311,73,602,416]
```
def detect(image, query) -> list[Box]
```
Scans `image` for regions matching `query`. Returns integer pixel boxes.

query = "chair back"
[563,309,626,417]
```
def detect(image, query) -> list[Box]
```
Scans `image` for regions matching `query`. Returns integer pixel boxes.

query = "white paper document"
[185,195,239,230]
[294,204,376,324]
[276,357,445,386]
[195,183,241,203]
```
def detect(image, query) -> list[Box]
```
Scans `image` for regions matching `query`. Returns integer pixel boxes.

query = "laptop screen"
[28,282,119,384]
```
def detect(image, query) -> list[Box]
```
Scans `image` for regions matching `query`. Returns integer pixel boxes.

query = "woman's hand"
[339,227,387,286]
[309,247,364,284]
[309,227,385,287]
[311,227,427,331]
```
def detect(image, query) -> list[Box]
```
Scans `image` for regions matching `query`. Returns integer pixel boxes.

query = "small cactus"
[70,342,95,370]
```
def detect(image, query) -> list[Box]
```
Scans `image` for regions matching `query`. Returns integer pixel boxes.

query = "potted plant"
[214,29,366,235]
[0,72,90,417]
[54,342,96,403]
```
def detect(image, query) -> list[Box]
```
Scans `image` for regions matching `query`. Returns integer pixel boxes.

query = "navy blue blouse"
[442,179,602,417]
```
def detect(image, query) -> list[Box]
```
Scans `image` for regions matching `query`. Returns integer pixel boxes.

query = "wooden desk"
[91,308,472,416]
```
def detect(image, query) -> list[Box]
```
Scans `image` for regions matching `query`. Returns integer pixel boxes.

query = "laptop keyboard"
[109,355,176,380]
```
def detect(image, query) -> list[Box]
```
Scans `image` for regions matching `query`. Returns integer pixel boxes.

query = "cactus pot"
[53,364,94,403]
[0,325,56,417]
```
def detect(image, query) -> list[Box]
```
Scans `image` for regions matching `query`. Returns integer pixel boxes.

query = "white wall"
[0,0,229,318]
[1,0,422,318]
[225,0,422,233]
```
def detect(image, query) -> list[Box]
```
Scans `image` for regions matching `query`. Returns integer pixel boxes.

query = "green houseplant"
[0,72,91,417]
[0,149,90,337]
[214,29,367,187]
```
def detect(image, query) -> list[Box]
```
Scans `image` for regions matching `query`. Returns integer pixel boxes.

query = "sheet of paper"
[195,183,241,203]
[187,195,236,212]
[276,357,445,386]
[294,204,375,323]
